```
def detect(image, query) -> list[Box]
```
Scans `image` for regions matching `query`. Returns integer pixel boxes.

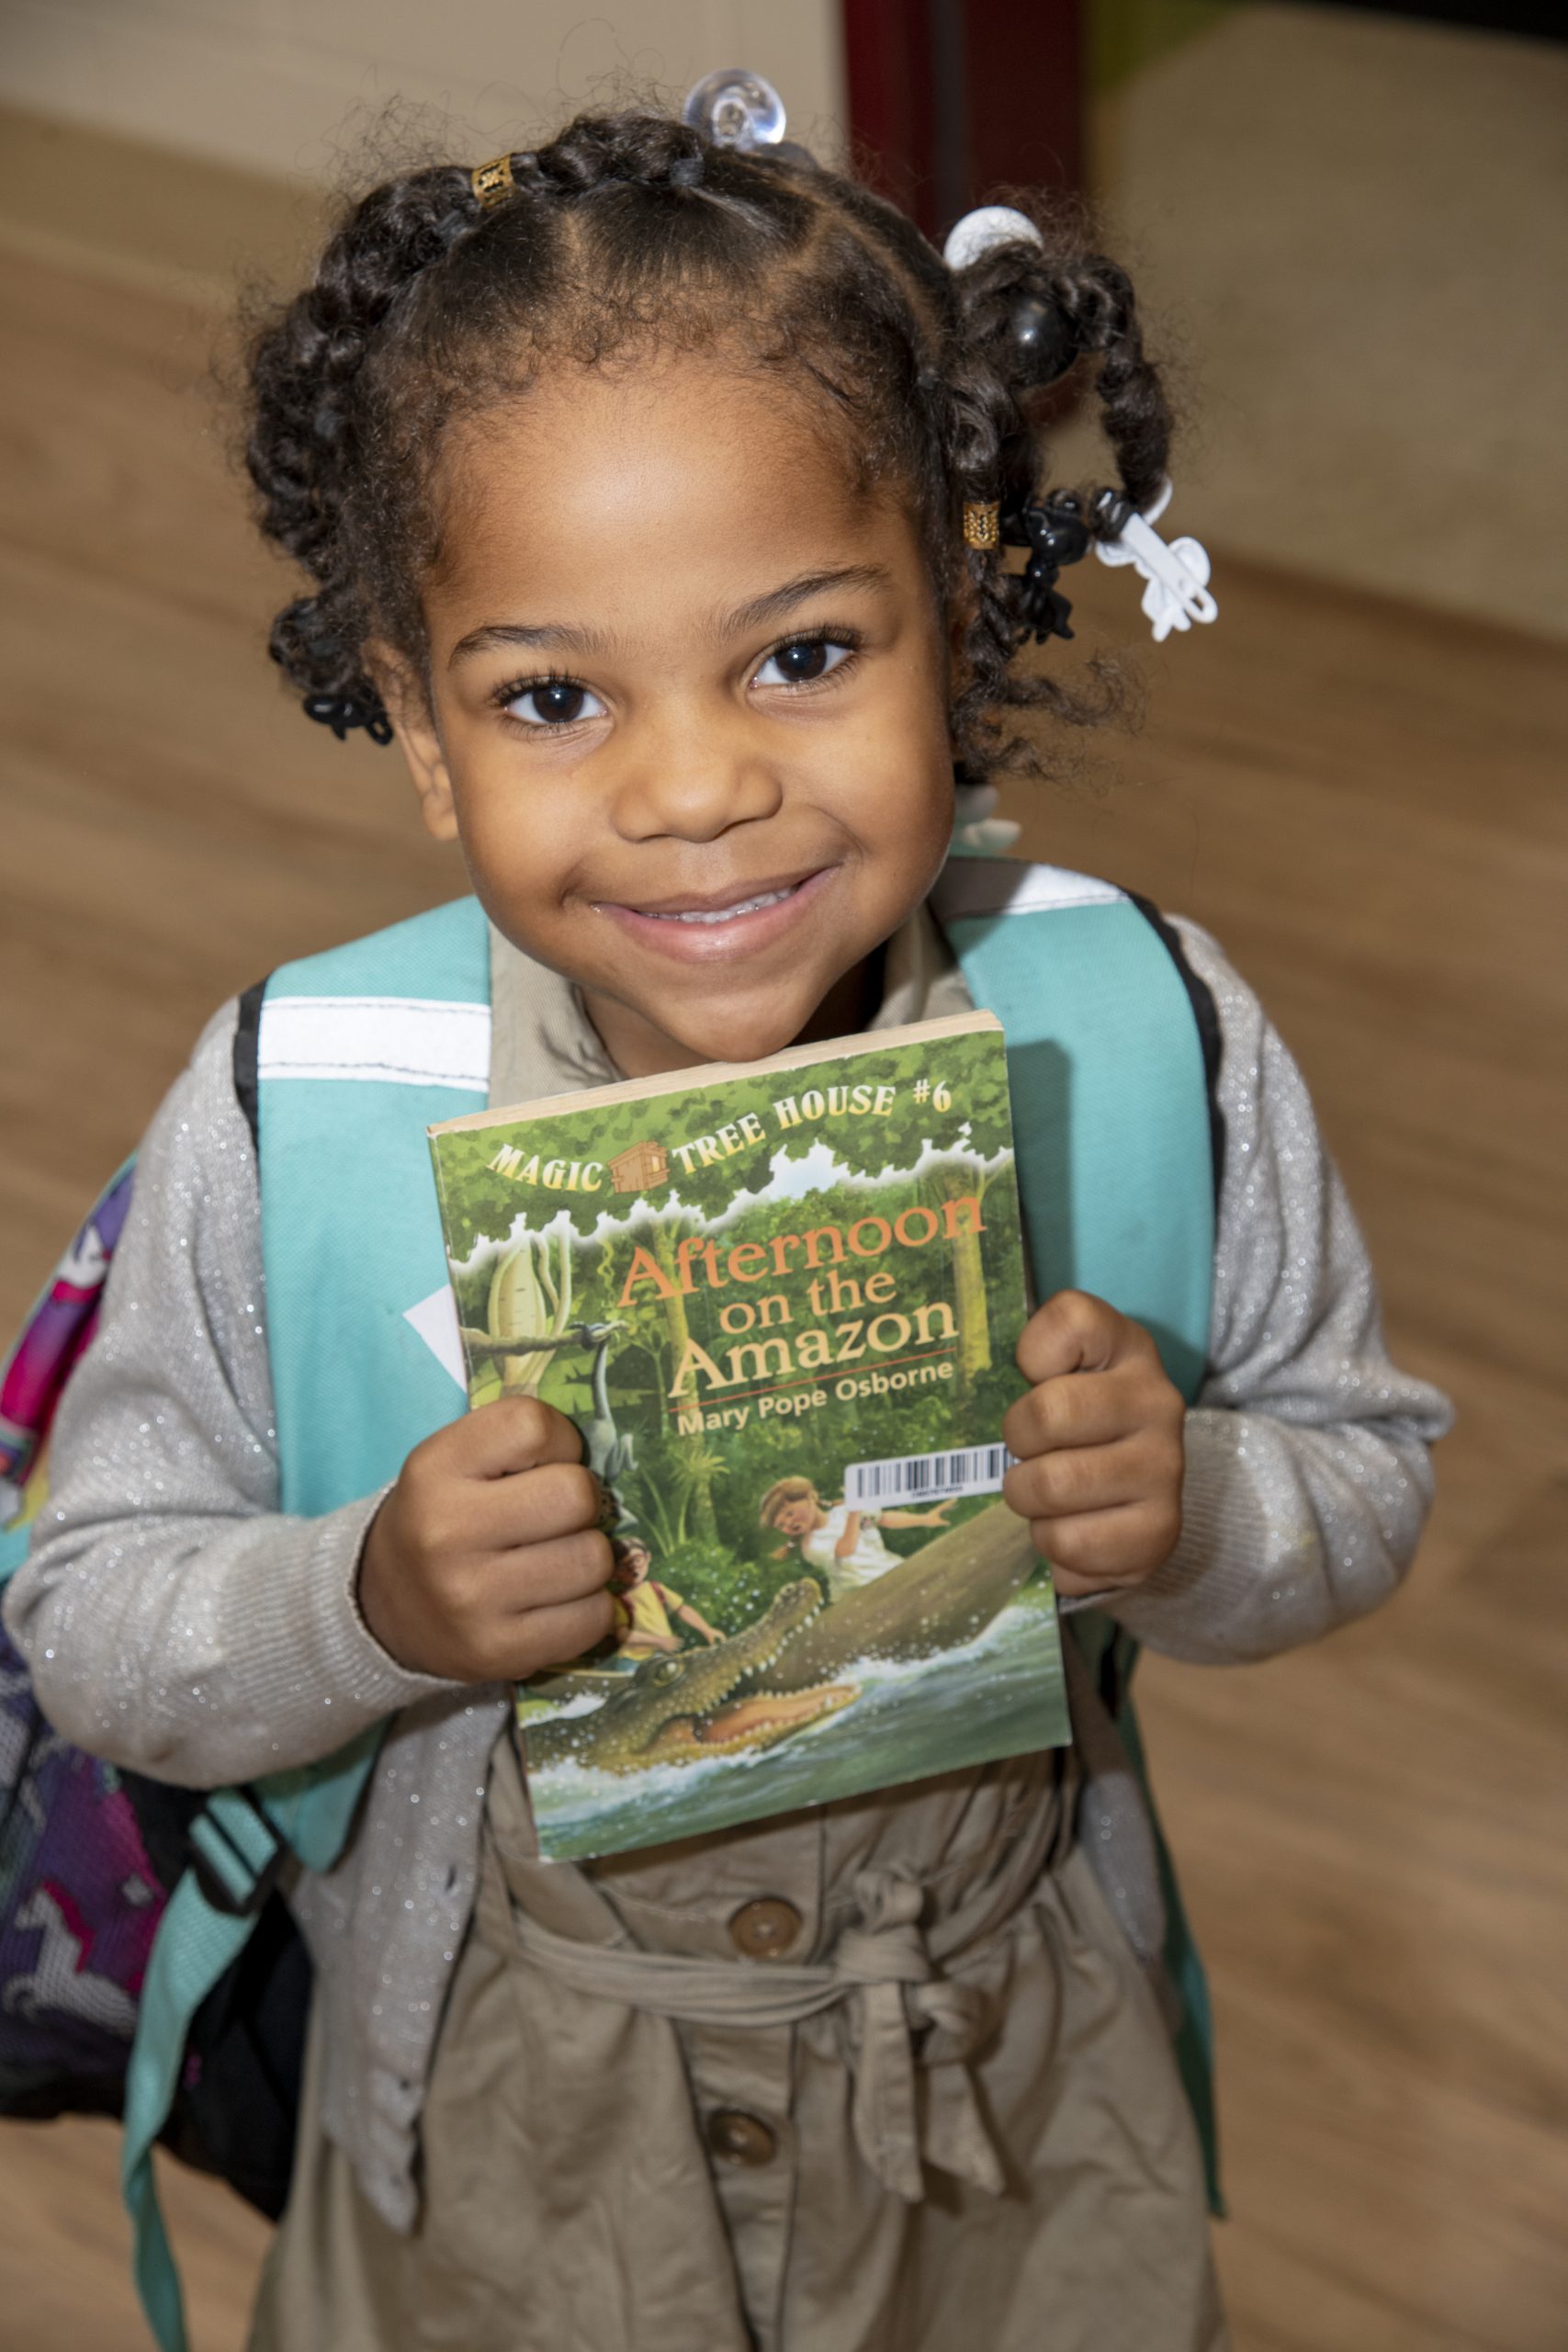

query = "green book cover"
[428,1011,1068,1861]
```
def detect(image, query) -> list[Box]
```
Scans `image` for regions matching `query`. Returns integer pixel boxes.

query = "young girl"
[760,1475,953,1596]
[6,98,1450,2352]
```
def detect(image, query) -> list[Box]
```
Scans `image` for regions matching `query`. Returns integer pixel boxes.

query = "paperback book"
[427,1012,1068,1861]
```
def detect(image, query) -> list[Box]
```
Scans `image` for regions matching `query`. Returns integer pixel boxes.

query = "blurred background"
[0,3,1564,2346]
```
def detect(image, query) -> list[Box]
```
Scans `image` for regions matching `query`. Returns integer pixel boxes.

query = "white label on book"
[844,1443,1017,1506]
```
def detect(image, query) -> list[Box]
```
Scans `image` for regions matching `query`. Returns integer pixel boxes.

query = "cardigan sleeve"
[4,1003,452,1787]
[1101,921,1452,1666]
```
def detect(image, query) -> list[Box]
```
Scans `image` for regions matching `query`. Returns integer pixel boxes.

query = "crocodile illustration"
[750,1499,1039,1691]
[523,1502,1042,1774]
[525,1578,857,1772]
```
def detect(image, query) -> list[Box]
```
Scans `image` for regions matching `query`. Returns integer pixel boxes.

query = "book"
[427,1011,1068,1861]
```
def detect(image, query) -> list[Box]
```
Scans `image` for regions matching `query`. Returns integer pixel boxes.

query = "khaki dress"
[250,1730,1227,2352]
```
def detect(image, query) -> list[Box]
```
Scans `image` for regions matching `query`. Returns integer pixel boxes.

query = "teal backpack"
[5,860,1221,2349]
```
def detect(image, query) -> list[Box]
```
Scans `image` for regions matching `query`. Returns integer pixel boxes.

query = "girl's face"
[773,1498,821,1540]
[388,358,957,1077]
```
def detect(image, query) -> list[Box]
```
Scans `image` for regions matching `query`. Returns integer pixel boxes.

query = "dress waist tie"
[505,1867,1008,2203]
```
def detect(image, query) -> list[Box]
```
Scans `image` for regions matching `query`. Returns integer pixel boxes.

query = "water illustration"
[525,1584,1064,1860]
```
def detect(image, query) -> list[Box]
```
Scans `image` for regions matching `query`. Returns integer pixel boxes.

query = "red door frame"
[841,0,1083,236]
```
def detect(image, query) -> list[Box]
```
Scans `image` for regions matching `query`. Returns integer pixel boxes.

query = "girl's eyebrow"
[447,564,893,669]
[449,617,613,666]
[717,563,894,638]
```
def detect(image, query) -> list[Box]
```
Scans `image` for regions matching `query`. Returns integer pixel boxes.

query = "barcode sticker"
[843,1444,1017,1506]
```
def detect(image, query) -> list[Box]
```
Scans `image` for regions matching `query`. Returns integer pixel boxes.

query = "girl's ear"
[369,646,458,842]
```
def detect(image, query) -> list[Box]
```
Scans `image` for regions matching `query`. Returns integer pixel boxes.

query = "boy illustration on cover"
[607,1536,723,1664]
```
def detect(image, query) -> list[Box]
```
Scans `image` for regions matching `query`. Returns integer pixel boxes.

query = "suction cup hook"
[682,69,787,152]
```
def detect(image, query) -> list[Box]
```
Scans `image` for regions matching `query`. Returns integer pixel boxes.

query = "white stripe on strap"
[258,995,491,1091]
[932,861,1124,922]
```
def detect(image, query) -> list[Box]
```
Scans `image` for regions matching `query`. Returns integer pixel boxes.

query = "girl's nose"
[609,708,784,842]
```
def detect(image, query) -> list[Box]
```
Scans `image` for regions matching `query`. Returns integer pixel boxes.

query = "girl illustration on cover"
[759,1473,953,1597]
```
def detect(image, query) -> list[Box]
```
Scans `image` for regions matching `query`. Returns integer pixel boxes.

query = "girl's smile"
[382,357,959,1078]
[593,863,836,962]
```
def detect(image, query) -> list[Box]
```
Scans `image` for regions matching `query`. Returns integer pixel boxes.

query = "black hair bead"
[303,691,394,745]
[1009,292,1079,389]
[1001,491,1095,643]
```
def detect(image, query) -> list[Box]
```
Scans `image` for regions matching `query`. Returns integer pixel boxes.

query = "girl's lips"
[592,866,836,963]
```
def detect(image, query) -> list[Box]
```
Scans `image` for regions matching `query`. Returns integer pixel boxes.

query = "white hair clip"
[942,205,1043,270]
[1094,482,1217,644]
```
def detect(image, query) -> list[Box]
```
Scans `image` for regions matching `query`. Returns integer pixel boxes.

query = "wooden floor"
[1,242,1565,2350]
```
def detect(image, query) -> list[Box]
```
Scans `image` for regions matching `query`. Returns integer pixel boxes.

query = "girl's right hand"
[357,1397,615,1682]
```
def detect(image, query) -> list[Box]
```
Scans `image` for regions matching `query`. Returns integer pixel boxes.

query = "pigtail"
[933,340,1041,780]
[934,219,1175,776]
[244,163,483,733]
[953,227,1171,523]
[1051,254,1171,520]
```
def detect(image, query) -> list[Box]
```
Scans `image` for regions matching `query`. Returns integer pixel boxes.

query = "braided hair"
[244,108,1172,779]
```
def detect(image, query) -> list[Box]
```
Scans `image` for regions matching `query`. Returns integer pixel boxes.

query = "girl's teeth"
[647,888,792,925]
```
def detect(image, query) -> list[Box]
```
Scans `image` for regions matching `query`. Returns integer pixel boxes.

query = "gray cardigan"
[5,910,1451,2228]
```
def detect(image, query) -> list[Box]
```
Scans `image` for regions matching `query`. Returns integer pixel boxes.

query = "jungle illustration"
[430,1022,1070,1859]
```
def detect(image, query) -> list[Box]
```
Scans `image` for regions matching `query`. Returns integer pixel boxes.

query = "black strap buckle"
[187,1790,286,1918]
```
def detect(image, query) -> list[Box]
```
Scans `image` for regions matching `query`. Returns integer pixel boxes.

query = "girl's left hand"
[999,1290,1186,1597]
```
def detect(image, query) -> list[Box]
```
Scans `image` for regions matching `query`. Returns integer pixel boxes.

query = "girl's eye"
[753,637,854,690]
[503,679,605,728]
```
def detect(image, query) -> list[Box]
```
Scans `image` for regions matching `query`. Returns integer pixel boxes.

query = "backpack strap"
[122,1792,284,2352]
[123,895,492,2352]
[245,896,491,1863]
[254,894,491,1522]
[931,858,1214,1391]
[931,856,1223,2210]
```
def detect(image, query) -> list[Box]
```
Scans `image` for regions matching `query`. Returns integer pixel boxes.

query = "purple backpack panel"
[0,1161,168,2113]
[0,1654,164,2107]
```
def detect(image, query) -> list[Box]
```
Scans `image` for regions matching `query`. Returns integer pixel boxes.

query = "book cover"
[428,1012,1068,1861]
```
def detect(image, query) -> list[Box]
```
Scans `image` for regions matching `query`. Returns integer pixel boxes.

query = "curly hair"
[244,107,1172,781]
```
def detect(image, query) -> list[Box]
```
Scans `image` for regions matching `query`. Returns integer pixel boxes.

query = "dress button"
[728,1895,802,1960]
[706,2109,777,2166]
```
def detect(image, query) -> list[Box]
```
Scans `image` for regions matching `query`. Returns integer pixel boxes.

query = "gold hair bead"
[471,154,515,211]
[962,501,1000,551]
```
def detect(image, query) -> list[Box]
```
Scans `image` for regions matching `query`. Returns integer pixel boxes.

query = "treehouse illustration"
[608,1137,668,1193]
[459,1232,637,1517]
